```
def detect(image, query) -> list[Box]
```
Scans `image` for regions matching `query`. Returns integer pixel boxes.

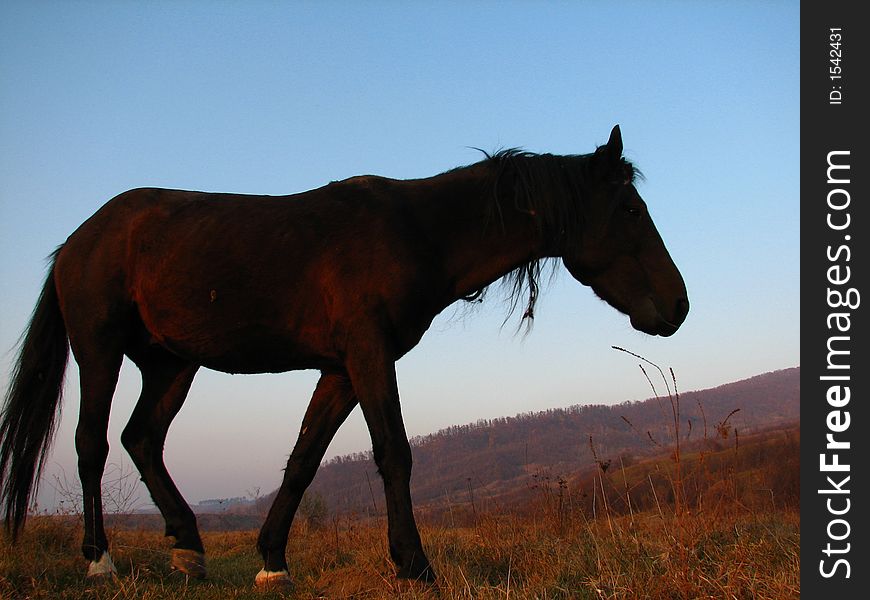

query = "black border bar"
[801,1,868,596]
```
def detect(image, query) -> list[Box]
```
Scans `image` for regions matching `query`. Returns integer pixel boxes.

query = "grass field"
[2,367,800,599]
[1,499,798,599]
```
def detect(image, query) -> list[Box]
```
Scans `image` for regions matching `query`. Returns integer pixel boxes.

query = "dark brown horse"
[0,126,687,586]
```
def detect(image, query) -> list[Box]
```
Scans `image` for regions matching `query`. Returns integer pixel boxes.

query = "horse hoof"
[170,548,207,579]
[87,551,117,578]
[255,569,293,590]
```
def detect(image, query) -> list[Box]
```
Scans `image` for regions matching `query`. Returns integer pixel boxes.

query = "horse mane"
[465,147,640,328]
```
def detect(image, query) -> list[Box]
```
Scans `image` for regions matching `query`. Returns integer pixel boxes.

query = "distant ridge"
[281,367,799,515]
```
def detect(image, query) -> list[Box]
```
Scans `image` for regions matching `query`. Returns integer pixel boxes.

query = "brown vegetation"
[307,367,799,516]
[1,366,799,597]
[1,423,799,599]
[1,510,799,599]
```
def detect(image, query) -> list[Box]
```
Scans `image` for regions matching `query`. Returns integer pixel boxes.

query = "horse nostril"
[674,298,690,325]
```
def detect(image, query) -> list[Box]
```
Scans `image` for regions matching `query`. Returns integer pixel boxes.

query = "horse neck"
[410,164,545,301]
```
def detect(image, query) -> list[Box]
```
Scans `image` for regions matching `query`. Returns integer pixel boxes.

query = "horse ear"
[606,125,623,159]
[593,125,624,177]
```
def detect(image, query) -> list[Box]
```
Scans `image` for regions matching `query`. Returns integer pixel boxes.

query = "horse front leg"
[255,371,357,589]
[345,338,436,582]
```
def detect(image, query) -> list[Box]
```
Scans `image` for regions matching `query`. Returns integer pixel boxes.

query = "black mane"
[467,148,639,326]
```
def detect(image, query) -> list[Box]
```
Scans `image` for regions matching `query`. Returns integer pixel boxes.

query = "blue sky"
[1,2,799,508]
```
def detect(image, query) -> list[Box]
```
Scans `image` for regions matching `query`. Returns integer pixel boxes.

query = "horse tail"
[0,248,69,539]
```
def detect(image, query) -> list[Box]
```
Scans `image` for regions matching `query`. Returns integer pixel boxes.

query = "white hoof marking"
[87,551,117,577]
[255,568,292,588]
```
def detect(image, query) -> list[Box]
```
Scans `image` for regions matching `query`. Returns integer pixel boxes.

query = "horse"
[0,125,688,587]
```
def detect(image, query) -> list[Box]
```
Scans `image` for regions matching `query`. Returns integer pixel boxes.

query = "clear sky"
[1,2,799,509]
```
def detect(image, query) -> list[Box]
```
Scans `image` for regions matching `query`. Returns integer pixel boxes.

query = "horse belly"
[151,319,339,374]
[135,283,339,374]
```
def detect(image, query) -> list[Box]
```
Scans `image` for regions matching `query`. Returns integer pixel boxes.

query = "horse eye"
[626,206,642,218]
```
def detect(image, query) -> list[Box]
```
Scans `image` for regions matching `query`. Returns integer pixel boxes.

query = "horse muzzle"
[630,296,689,337]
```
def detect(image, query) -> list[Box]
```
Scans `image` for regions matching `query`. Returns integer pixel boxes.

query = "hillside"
[295,367,799,516]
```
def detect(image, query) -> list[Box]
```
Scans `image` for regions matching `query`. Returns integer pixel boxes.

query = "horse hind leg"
[74,351,124,577]
[120,349,204,578]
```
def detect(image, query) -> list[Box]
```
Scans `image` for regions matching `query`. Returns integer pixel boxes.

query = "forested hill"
[298,367,799,514]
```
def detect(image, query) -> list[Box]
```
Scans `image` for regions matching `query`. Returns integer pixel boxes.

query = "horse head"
[561,126,689,336]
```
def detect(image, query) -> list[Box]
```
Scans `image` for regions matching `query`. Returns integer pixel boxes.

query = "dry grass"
[2,360,799,598]
[1,503,798,599]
